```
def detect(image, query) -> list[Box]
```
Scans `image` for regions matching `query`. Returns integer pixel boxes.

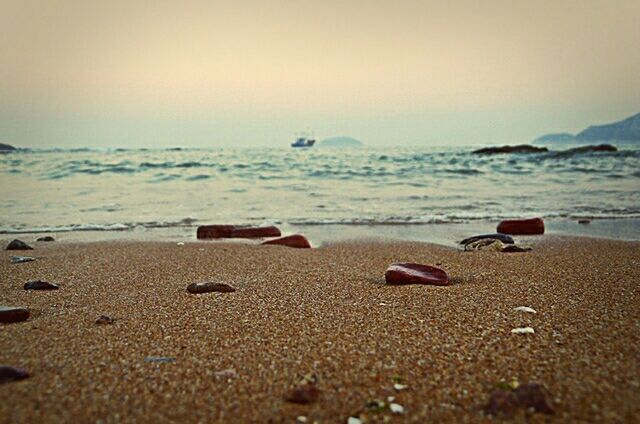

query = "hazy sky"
[1,0,639,148]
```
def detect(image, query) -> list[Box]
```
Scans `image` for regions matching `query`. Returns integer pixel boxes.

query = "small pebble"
[144,356,175,363]
[393,383,408,391]
[389,403,404,414]
[95,315,114,325]
[347,418,362,424]
[514,306,537,314]
[36,236,55,242]
[511,327,535,334]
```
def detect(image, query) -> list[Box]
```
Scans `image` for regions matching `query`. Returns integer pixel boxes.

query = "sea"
[1,145,639,246]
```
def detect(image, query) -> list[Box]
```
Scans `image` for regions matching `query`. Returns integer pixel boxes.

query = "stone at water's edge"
[0,366,30,384]
[497,218,545,235]
[197,225,282,239]
[6,239,33,250]
[230,226,281,238]
[197,225,235,239]
[0,306,30,323]
[460,233,514,245]
[24,280,59,290]
[36,236,55,242]
[385,263,450,286]
[464,239,505,252]
[262,234,311,248]
[187,282,237,294]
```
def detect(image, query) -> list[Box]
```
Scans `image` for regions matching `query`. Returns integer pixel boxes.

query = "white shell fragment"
[389,403,405,414]
[514,306,537,314]
[176,242,185,246]
[347,417,363,424]
[511,327,535,334]
[393,383,408,391]
[11,256,36,264]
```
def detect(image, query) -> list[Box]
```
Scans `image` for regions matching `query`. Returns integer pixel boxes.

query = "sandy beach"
[1,236,639,423]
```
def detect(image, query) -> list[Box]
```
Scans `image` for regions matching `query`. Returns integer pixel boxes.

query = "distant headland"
[534,112,640,144]
[318,136,363,148]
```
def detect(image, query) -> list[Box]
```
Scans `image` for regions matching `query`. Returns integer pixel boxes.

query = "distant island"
[534,112,640,144]
[318,136,364,148]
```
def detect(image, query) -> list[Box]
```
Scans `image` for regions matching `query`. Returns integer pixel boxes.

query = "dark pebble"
[24,280,59,290]
[187,282,236,294]
[0,366,30,384]
[0,306,30,323]
[96,315,115,325]
[36,236,55,242]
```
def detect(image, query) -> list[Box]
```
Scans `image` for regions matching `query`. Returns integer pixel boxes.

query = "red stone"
[197,225,282,239]
[385,263,450,286]
[285,382,320,404]
[497,218,545,235]
[262,234,311,248]
[230,226,281,238]
[197,225,235,239]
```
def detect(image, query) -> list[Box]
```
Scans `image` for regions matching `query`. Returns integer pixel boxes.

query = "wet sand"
[1,236,639,423]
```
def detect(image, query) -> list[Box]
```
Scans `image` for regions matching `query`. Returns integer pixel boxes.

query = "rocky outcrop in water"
[0,143,16,152]
[472,145,548,154]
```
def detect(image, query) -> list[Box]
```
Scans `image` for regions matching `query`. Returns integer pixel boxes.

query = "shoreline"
[2,236,639,422]
[1,217,639,248]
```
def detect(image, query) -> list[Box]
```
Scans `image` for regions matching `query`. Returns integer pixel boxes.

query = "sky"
[1,0,639,148]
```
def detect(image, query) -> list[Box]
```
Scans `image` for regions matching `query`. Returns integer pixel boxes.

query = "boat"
[291,133,316,148]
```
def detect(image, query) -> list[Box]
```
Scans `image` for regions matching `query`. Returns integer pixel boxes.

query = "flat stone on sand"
[0,306,30,323]
[24,280,59,290]
[187,281,236,294]
[36,236,55,242]
[385,263,450,286]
